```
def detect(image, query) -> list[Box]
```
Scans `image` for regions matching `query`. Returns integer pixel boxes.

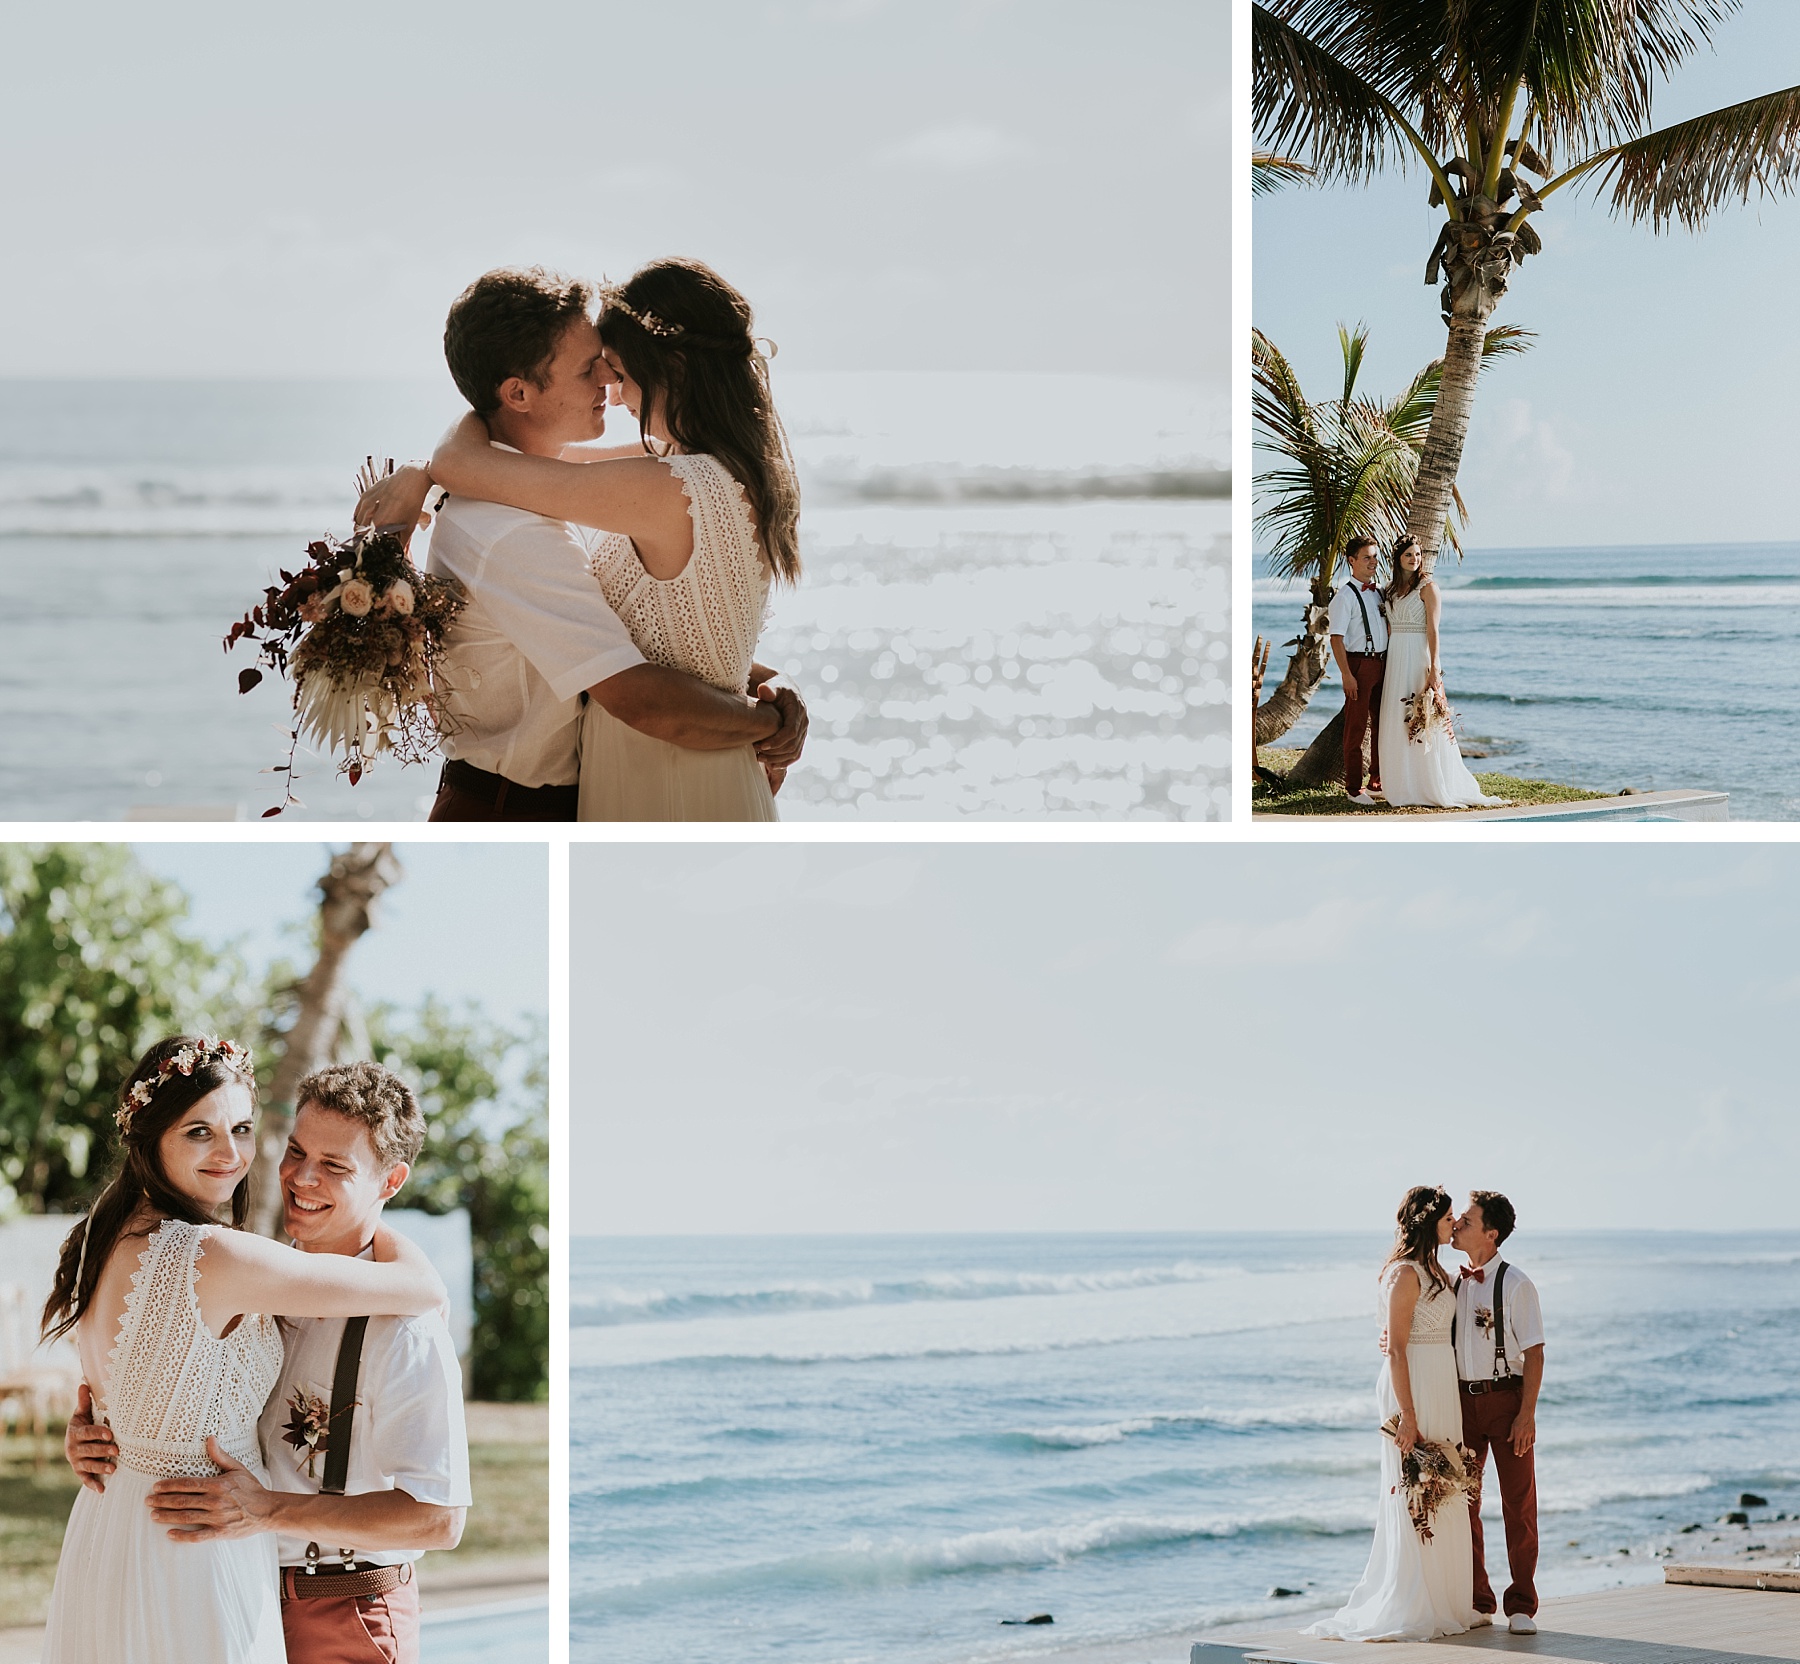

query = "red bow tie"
[1460,1266,1485,1284]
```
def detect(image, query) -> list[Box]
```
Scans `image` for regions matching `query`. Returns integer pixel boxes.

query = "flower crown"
[118,1037,255,1131]
[598,284,777,359]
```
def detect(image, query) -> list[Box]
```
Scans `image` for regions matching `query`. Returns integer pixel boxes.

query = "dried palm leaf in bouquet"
[1380,1414,1481,1541]
[225,459,465,815]
[1402,683,1460,745]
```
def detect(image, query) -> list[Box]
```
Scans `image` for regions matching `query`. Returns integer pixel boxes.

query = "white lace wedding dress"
[43,1219,287,1663]
[1377,586,1504,808]
[1305,1263,1476,1642]
[579,452,777,821]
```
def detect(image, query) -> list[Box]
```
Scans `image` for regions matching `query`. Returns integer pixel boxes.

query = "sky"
[1254,7,1800,550]
[132,842,548,1027]
[1,0,1225,385]
[573,841,1800,1236]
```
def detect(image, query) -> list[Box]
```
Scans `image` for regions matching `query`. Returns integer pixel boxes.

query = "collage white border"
[15,7,1800,1661]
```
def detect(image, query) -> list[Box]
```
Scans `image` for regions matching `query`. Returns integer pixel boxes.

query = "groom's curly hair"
[1467,1190,1516,1245]
[445,266,596,414]
[296,1061,426,1171]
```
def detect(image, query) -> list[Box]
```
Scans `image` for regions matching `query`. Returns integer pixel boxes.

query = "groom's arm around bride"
[67,1064,473,1664]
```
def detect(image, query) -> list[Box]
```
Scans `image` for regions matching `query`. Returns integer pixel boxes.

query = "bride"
[1376,536,1503,809]
[39,1036,447,1663]
[1306,1185,1477,1643]
[360,257,799,822]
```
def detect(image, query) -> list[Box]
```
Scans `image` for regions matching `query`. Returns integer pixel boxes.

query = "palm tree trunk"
[1286,706,1348,788]
[1406,312,1488,572]
[249,843,404,1235]
[1253,579,1334,746]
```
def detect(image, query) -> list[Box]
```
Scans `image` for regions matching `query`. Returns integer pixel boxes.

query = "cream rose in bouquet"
[226,460,465,814]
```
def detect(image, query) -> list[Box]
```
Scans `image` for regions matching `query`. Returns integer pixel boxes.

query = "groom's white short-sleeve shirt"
[258,1305,473,1569]
[1454,1260,1544,1382]
[427,459,645,787]
[1327,579,1389,654]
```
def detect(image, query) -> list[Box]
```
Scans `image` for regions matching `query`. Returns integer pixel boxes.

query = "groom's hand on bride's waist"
[65,1382,118,1494]
[147,1437,277,1541]
[753,684,808,768]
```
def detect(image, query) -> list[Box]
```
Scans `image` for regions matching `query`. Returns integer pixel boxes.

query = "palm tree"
[1254,323,1527,785]
[1254,0,1800,569]
[249,843,403,1234]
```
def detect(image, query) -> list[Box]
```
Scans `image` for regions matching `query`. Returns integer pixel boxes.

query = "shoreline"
[949,1527,1800,1664]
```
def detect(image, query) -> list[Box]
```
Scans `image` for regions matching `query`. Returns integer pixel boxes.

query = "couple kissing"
[356,259,808,822]
[1309,1187,1545,1641]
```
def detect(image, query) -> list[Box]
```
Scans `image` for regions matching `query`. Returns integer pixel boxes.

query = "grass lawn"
[0,1431,78,1627]
[0,1406,547,1628]
[1252,748,1611,816]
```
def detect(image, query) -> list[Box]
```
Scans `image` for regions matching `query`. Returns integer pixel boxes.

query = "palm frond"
[1261,0,1738,177]
[1254,322,1531,582]
[1253,4,1413,181]
[1586,82,1800,230]
[1253,150,1314,195]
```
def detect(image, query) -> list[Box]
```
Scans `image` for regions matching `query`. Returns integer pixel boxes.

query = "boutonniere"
[1474,1305,1497,1334]
[281,1386,334,1478]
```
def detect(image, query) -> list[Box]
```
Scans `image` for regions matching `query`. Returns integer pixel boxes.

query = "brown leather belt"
[281,1561,412,1601]
[1462,1377,1522,1396]
[439,758,578,818]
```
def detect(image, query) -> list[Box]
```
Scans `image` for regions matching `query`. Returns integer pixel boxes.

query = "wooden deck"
[1215,1581,1800,1664]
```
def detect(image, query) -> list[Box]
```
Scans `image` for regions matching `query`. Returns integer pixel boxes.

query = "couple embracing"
[1330,534,1502,810]
[1310,1187,1545,1642]
[355,259,808,822]
[41,1040,471,1663]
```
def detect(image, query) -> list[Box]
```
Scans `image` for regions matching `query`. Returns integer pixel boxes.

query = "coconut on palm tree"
[1254,323,1527,786]
[1253,0,1800,570]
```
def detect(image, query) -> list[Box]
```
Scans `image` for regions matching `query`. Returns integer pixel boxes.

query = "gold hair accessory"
[119,1037,254,1131]
[598,284,681,339]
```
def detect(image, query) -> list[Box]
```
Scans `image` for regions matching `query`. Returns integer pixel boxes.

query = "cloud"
[806,855,922,908]
[1466,396,1578,501]
[878,121,1033,172]
[1166,897,1383,967]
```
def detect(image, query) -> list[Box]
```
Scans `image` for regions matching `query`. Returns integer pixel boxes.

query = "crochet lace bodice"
[1384,1261,1456,1345]
[93,1219,282,1477]
[588,453,771,694]
[1389,589,1427,633]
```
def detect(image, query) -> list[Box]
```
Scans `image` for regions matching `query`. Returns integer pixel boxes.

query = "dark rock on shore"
[1269,1587,1303,1598]
[1000,1614,1054,1626]
[1722,1511,1750,1526]
[1740,1492,1769,1507]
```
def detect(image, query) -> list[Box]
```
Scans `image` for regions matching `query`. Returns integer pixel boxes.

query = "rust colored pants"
[280,1575,420,1664]
[428,759,579,821]
[1341,651,1385,795]
[1461,1384,1539,1618]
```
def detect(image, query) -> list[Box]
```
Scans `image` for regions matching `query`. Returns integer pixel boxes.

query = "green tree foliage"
[369,1000,549,1403]
[0,846,232,1214]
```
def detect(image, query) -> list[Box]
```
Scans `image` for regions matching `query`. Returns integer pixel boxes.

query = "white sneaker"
[1467,1613,1493,1627]
[1348,791,1378,807]
[1508,1614,1537,1635]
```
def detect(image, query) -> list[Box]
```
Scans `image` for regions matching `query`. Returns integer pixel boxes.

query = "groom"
[65,1062,470,1664]
[1453,1190,1544,1636]
[1327,536,1387,806]
[423,266,806,819]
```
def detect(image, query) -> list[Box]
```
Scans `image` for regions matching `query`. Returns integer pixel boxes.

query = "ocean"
[571,1231,1800,1664]
[1253,542,1800,820]
[0,374,1226,821]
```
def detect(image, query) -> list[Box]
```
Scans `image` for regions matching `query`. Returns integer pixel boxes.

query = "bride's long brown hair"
[1382,1184,1453,1294]
[1385,534,1425,601]
[42,1037,255,1344]
[598,257,801,584]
